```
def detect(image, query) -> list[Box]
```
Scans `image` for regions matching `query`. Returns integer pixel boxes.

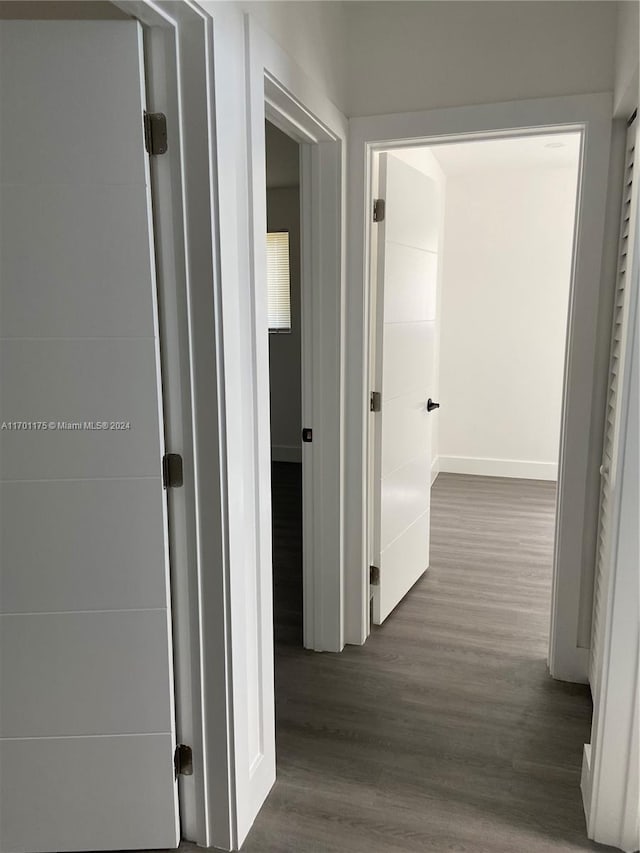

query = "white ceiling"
[390,132,581,178]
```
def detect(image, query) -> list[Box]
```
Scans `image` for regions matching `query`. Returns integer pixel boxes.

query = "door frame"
[345,94,614,684]
[246,18,347,655]
[115,1,237,847]
[117,3,349,848]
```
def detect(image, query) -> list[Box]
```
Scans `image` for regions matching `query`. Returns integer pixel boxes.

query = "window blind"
[267,231,291,331]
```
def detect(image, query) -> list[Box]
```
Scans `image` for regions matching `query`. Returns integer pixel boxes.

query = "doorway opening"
[264,120,305,649]
[368,131,582,643]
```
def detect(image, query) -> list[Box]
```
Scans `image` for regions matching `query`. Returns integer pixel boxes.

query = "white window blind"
[267,231,291,331]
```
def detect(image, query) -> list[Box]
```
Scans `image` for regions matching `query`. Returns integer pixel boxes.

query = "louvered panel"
[593,592,602,625]
[590,117,638,704]
[597,540,606,567]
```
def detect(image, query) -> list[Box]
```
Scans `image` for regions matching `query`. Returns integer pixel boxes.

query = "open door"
[371,153,441,624]
[0,21,180,852]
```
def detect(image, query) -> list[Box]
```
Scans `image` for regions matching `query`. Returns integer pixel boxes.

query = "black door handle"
[427,398,440,412]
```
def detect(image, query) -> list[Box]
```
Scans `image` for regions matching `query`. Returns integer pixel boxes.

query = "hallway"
[242,468,599,852]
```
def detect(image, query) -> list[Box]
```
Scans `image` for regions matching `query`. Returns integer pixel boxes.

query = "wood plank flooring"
[239,466,601,852]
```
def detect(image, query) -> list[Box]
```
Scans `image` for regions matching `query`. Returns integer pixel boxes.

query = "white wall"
[438,164,579,480]
[346,1,618,117]
[240,1,348,113]
[267,187,302,462]
[614,0,640,117]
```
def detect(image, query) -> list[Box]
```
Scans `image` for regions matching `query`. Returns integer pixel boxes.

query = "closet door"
[0,21,180,852]
[590,115,638,702]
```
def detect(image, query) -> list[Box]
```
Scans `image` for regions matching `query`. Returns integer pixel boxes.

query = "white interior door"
[372,153,440,624]
[0,21,180,852]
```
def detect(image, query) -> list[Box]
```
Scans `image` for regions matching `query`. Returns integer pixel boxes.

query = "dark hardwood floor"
[239,466,601,852]
[271,462,304,649]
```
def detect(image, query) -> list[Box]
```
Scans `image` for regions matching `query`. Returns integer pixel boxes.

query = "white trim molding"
[244,14,347,663]
[345,94,614,679]
[439,456,558,481]
[115,2,246,848]
[187,4,348,845]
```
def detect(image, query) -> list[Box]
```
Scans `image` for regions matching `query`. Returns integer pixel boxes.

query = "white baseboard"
[271,444,302,463]
[438,455,557,481]
[430,455,440,485]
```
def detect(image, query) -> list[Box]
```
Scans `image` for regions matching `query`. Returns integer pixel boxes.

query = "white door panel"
[381,391,430,477]
[373,153,441,625]
[384,242,438,322]
[1,185,157,338]
[381,455,431,550]
[374,511,431,624]
[1,611,172,737]
[0,736,178,853]
[0,339,162,480]
[384,162,440,253]
[383,321,435,399]
[0,22,147,185]
[1,480,167,614]
[0,20,179,852]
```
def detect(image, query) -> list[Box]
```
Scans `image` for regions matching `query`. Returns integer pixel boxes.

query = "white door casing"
[0,20,179,852]
[371,154,440,624]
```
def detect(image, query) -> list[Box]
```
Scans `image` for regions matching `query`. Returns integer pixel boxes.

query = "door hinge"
[370,565,380,586]
[144,111,168,156]
[174,744,193,778]
[370,391,381,412]
[163,453,183,488]
[373,198,386,222]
